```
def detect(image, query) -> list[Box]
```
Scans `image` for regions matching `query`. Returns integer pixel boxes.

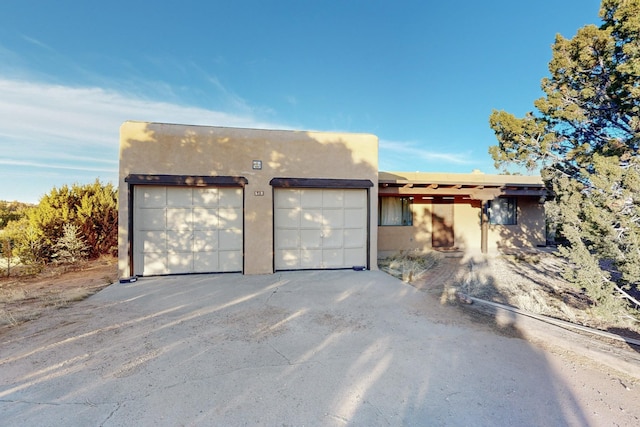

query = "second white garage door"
[274,188,368,270]
[133,186,243,276]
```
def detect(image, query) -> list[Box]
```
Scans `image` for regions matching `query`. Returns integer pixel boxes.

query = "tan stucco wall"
[453,201,482,251]
[119,121,379,277]
[488,197,546,252]
[377,201,433,256]
[379,171,544,187]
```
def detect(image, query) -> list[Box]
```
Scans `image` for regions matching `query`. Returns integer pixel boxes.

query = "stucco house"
[118,122,546,277]
[377,171,546,256]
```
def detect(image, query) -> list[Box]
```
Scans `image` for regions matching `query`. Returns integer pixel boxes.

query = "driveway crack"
[99,401,122,426]
[265,287,279,305]
[269,343,291,364]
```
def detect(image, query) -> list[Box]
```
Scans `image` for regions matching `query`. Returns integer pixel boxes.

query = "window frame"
[378,196,413,226]
[488,197,517,225]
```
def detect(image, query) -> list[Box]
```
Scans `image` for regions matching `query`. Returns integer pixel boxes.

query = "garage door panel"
[193,188,220,206]
[219,189,243,207]
[301,190,322,207]
[276,191,300,208]
[344,208,365,227]
[140,187,167,207]
[344,228,365,247]
[167,187,192,206]
[344,248,366,266]
[166,208,193,230]
[322,210,343,227]
[321,229,343,248]
[219,229,242,250]
[276,208,300,224]
[301,209,323,228]
[166,230,193,253]
[301,249,322,268]
[344,190,366,207]
[143,253,167,276]
[219,208,242,228]
[192,208,219,229]
[168,252,193,274]
[194,252,218,272]
[277,229,300,249]
[274,188,368,270]
[140,231,166,253]
[322,249,344,267]
[141,209,166,230]
[276,249,299,268]
[219,251,242,272]
[193,230,218,252]
[322,190,344,208]
[134,186,243,275]
[300,229,322,249]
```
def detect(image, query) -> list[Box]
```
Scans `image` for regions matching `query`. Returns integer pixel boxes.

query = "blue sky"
[1,0,601,203]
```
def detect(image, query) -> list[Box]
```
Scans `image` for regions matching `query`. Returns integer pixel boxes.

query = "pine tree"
[488,0,640,317]
[52,223,89,264]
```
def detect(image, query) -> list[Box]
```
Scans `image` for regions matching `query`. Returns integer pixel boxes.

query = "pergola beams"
[378,183,545,200]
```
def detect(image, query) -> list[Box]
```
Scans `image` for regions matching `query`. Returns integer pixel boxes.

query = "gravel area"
[385,250,640,340]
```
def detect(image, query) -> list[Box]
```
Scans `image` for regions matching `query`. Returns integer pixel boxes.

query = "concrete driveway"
[1,270,638,426]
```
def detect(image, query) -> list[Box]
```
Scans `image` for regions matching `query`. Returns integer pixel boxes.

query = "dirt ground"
[0,256,118,334]
[384,250,640,342]
[2,251,639,345]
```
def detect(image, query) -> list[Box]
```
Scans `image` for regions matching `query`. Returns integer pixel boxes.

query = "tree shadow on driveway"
[1,269,636,425]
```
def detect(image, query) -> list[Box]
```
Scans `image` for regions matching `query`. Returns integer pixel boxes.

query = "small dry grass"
[449,251,640,338]
[378,250,443,283]
[380,250,640,339]
[0,256,118,329]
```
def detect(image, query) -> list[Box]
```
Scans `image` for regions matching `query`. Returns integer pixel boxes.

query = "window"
[488,198,517,225]
[379,197,413,226]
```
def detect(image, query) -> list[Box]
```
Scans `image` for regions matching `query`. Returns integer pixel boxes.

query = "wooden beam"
[378,186,546,199]
[481,200,488,254]
[379,187,470,196]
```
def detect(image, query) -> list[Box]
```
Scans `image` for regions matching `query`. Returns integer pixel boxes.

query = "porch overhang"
[378,172,548,255]
[378,184,547,200]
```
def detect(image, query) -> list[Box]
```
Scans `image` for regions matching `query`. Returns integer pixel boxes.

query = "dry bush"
[379,251,443,283]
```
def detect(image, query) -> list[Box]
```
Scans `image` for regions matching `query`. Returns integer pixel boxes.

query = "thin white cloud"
[285,95,298,106]
[0,158,117,173]
[20,34,54,52]
[0,77,286,146]
[379,139,474,171]
[0,77,288,202]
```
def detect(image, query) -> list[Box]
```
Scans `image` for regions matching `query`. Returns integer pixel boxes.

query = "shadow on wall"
[494,198,546,253]
[118,123,378,178]
[431,210,454,249]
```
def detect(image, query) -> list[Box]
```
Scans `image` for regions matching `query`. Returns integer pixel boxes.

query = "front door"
[432,199,455,249]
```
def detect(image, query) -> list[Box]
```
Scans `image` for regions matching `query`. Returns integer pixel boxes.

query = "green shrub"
[1,179,117,266]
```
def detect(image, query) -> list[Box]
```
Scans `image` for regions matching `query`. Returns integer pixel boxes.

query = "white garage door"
[274,188,368,270]
[134,186,243,276]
